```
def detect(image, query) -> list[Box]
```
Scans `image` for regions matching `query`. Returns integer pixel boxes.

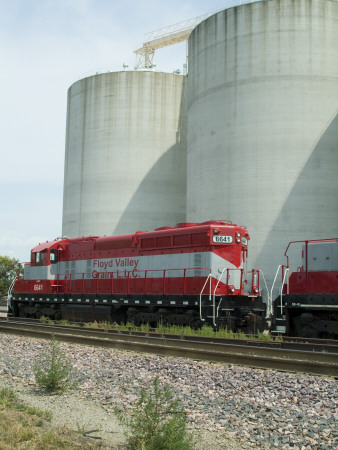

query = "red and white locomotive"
[273,238,338,339]
[10,221,266,332]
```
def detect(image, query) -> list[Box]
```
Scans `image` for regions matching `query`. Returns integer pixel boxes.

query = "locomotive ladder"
[199,269,242,327]
[270,265,289,334]
[199,269,271,327]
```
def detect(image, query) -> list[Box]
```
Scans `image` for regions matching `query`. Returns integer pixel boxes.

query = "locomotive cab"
[14,240,66,298]
[32,248,58,266]
[31,242,61,267]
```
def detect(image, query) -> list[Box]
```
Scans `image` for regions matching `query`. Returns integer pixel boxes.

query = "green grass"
[40,315,276,341]
[83,320,112,331]
[0,387,99,448]
[0,387,52,421]
[81,321,276,340]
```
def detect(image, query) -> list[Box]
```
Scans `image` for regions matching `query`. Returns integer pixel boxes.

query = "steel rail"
[1,317,337,353]
[0,321,337,377]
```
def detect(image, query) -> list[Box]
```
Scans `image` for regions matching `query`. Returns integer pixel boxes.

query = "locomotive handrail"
[257,270,271,317]
[213,268,229,327]
[199,274,212,322]
[279,267,289,316]
[270,265,289,304]
[270,265,289,317]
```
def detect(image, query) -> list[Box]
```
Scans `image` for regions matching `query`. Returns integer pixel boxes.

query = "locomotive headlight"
[213,228,220,235]
[230,286,235,293]
[236,232,240,237]
[236,238,241,243]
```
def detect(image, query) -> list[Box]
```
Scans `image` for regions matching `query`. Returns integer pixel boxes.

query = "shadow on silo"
[114,80,187,234]
[255,111,338,284]
[113,141,187,235]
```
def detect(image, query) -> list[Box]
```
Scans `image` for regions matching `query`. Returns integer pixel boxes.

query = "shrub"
[33,335,74,393]
[0,255,21,297]
[117,378,195,450]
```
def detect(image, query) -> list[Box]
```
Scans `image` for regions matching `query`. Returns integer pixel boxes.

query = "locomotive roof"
[31,239,69,253]
[31,221,248,253]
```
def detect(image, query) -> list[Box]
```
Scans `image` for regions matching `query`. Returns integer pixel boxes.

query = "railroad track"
[1,316,337,352]
[1,319,337,377]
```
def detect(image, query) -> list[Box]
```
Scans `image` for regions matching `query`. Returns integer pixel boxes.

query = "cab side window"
[35,252,43,266]
[50,250,57,264]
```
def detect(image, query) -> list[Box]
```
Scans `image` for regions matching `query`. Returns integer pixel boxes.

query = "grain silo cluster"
[62,0,338,288]
[63,71,187,238]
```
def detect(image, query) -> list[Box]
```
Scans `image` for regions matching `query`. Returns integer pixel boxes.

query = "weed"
[76,417,92,435]
[83,321,113,332]
[33,335,75,393]
[83,320,99,329]
[36,418,44,427]
[257,330,274,341]
[117,377,195,450]
[23,406,53,421]
[102,321,113,331]
[139,323,151,333]
[20,428,35,440]
[39,316,54,324]
[58,319,74,327]
[0,387,16,406]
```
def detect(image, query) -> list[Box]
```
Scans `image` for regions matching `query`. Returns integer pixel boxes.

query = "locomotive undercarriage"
[287,309,338,339]
[274,294,338,339]
[10,293,266,333]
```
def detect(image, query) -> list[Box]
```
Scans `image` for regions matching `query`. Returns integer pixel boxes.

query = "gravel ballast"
[0,333,337,449]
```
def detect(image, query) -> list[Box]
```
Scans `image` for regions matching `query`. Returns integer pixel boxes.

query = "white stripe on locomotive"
[24,252,243,289]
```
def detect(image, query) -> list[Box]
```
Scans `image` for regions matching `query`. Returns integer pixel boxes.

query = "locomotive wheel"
[19,308,27,318]
[292,317,320,339]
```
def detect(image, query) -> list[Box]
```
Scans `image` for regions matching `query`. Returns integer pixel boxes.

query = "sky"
[0,0,240,263]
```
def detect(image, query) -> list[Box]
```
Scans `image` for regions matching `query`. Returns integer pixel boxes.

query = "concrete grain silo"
[187,0,338,292]
[62,70,187,238]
